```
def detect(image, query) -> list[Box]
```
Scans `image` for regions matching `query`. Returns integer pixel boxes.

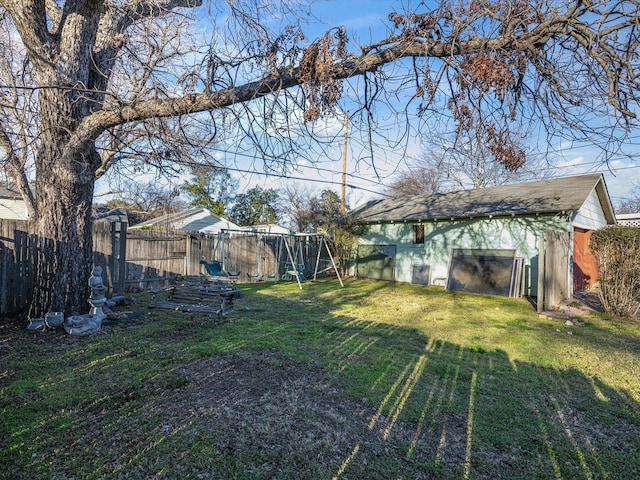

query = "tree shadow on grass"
[1,293,639,480]
[314,314,640,480]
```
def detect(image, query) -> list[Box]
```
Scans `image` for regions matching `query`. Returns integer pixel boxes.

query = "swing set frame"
[206,229,343,289]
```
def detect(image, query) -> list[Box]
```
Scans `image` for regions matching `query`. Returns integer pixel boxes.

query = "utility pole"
[341,112,348,215]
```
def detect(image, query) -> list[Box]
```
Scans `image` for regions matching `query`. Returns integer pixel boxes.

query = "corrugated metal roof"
[350,174,613,223]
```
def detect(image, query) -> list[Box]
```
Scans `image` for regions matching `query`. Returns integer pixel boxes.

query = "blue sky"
[94,0,640,209]
[296,0,640,206]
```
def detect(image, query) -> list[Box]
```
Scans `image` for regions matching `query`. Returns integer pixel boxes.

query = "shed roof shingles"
[351,174,606,223]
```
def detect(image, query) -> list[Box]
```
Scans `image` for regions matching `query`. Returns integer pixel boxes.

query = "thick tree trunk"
[29,170,95,319]
[28,100,97,319]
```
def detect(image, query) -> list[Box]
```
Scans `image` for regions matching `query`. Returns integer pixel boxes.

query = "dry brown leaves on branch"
[388,12,437,38]
[484,124,525,171]
[298,27,348,122]
[267,25,306,77]
[448,96,475,133]
[459,51,527,102]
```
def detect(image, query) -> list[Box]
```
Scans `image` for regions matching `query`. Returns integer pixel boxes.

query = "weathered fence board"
[0,221,34,316]
[0,219,128,316]
[544,230,570,310]
[1,219,338,316]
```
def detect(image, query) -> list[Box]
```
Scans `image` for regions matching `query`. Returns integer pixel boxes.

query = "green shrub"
[590,225,640,316]
[328,220,368,276]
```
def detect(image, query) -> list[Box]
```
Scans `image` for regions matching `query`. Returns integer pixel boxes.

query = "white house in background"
[0,183,29,220]
[130,207,241,234]
[236,223,292,235]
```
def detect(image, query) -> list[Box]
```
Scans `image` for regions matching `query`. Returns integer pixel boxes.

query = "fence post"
[109,222,118,295]
[185,233,191,276]
[537,237,545,313]
[117,222,127,295]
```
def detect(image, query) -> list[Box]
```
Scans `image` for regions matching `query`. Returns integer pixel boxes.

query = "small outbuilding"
[348,174,615,309]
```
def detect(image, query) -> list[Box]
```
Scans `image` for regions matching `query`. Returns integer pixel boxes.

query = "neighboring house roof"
[1,184,131,223]
[616,213,640,227]
[130,207,241,233]
[350,173,616,224]
[0,183,21,199]
[94,207,129,224]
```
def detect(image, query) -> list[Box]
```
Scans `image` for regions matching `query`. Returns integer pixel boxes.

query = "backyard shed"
[348,174,615,308]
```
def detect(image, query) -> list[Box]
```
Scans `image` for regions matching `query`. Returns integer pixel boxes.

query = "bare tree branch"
[1,0,640,316]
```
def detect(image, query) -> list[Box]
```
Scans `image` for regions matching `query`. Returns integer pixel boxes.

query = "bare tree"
[97,180,184,224]
[615,182,640,214]
[427,132,547,191]
[281,183,314,232]
[387,126,551,197]
[1,1,640,316]
[386,164,446,196]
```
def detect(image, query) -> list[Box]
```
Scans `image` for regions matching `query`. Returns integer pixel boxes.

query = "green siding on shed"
[355,244,396,281]
[354,214,570,297]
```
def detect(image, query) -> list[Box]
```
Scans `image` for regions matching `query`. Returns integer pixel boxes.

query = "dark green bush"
[590,226,640,317]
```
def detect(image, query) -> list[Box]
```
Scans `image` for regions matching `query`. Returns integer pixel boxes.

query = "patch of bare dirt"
[136,350,467,478]
[148,351,383,469]
[0,317,469,478]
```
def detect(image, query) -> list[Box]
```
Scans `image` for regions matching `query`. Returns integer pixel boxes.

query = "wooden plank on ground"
[148,276,239,319]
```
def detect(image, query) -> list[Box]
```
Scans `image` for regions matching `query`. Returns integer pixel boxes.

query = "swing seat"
[282,262,305,282]
[201,259,224,276]
[316,261,340,277]
[200,259,240,281]
[247,272,264,282]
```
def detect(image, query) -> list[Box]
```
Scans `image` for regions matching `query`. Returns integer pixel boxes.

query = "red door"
[573,228,598,291]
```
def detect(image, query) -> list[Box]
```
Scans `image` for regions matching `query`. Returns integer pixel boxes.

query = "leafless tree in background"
[386,125,551,197]
[99,180,184,224]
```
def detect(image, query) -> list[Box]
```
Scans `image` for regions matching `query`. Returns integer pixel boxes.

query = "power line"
[220,163,389,197]
[215,153,640,201]
[208,144,394,187]
[204,145,392,196]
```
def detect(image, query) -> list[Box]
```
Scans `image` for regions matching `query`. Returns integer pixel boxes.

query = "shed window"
[413,224,425,244]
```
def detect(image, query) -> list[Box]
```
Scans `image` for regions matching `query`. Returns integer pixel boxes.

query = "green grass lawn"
[1,278,639,479]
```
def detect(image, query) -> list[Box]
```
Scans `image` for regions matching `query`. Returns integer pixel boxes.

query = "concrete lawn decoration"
[63,265,108,336]
[27,266,108,334]
[45,311,64,328]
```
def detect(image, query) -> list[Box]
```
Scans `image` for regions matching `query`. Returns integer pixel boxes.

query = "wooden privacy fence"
[124,228,218,289]
[126,229,334,289]
[0,220,34,316]
[0,219,127,316]
[1,219,338,316]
